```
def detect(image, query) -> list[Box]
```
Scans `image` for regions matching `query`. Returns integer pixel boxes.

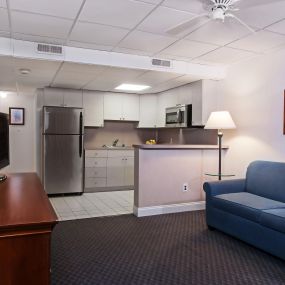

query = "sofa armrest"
[203,179,246,197]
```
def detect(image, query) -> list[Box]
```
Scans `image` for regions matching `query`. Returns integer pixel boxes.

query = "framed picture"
[9,107,25,125]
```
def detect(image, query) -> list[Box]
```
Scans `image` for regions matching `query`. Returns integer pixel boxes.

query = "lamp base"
[218,132,223,181]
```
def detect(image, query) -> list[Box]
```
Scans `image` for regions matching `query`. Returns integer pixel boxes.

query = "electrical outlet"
[183,183,189,192]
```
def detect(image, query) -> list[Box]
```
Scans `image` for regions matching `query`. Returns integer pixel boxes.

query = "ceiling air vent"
[37,43,63,55]
[151,58,172,68]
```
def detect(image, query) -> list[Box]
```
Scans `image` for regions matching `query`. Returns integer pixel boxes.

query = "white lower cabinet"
[85,149,134,190]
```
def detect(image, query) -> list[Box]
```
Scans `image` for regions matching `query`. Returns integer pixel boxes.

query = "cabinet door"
[122,94,139,121]
[138,94,157,128]
[156,92,177,127]
[83,91,104,127]
[106,157,125,187]
[124,157,134,186]
[104,93,122,120]
[43,88,64,106]
[63,89,82,107]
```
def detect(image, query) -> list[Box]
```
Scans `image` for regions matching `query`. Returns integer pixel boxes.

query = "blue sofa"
[203,160,285,260]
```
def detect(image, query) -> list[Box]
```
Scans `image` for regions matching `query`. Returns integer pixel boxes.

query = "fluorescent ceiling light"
[115,84,150,91]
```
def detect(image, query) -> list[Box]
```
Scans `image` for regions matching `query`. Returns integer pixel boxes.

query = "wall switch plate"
[183,183,189,192]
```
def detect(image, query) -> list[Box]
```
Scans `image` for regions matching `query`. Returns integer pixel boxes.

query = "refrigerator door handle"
[79,112,83,157]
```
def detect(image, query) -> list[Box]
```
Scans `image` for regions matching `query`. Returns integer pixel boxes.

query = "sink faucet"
[112,138,119,147]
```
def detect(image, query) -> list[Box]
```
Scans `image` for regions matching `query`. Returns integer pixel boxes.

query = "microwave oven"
[165,104,192,128]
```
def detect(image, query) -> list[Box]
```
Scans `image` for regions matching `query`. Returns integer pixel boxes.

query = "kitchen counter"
[85,146,134,150]
[133,144,228,150]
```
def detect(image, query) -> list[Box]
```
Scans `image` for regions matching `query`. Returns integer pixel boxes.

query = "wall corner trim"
[133,201,205,217]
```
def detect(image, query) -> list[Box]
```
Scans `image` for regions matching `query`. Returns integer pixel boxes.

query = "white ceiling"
[0,0,285,93]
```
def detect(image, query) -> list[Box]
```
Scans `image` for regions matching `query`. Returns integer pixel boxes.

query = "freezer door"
[43,106,83,135]
[43,134,84,194]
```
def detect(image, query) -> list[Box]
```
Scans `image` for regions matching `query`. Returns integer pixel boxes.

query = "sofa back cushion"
[246,161,285,202]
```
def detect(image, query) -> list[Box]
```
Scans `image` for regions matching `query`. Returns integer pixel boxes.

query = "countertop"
[85,146,134,150]
[133,144,229,150]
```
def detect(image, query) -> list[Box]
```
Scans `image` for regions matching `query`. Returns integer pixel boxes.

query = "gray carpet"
[51,211,285,285]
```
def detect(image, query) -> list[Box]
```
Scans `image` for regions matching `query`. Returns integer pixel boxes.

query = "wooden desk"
[0,173,58,285]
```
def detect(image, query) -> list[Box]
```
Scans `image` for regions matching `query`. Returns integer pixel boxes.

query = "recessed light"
[115,84,150,92]
[0,92,7,99]
[19,68,31,75]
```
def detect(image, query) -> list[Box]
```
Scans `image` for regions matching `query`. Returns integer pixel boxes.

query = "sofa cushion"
[246,161,285,203]
[212,192,285,223]
[260,208,285,234]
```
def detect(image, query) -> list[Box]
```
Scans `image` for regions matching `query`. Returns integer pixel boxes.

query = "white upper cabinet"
[43,88,82,107]
[104,92,139,121]
[104,93,122,120]
[156,91,177,128]
[138,94,157,128]
[63,89,83,108]
[83,91,104,127]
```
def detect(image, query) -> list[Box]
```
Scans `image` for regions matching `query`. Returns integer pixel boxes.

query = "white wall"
[0,92,36,173]
[219,49,285,178]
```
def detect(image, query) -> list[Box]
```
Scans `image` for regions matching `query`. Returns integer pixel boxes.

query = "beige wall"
[0,92,36,173]
[219,48,285,178]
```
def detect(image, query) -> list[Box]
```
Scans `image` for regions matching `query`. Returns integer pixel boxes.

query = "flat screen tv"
[0,112,9,181]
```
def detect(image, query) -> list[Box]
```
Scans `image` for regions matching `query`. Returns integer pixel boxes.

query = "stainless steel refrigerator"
[42,106,84,195]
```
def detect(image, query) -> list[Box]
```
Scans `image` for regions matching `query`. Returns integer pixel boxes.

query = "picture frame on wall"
[9,107,25,125]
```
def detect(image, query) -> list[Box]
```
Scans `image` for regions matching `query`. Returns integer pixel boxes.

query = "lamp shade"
[204,111,236,130]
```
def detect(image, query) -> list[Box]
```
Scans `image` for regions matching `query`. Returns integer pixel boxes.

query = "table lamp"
[204,111,236,180]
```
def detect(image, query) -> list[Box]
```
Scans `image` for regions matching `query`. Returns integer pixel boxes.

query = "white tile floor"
[49,190,134,221]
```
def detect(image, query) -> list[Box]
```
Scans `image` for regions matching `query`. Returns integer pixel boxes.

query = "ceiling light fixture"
[115,84,150,92]
[19,68,31,75]
[0,92,7,99]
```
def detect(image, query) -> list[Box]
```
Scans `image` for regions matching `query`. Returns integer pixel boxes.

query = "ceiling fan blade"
[226,13,255,33]
[235,0,284,9]
[166,13,209,35]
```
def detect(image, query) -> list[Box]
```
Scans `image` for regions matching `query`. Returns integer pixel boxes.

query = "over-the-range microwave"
[165,104,192,128]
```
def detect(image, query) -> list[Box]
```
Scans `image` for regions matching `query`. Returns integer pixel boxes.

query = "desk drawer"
[85,150,108,158]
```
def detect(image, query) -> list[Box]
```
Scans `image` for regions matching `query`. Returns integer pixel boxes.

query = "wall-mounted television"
[0,112,9,181]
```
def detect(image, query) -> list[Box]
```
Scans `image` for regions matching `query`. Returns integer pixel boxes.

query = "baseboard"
[133,201,205,217]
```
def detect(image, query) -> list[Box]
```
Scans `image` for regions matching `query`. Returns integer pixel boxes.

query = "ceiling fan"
[166,0,281,35]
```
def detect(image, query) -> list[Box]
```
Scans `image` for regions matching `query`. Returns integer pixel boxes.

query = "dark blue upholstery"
[212,193,285,223]
[260,208,285,234]
[246,161,285,202]
[203,160,285,260]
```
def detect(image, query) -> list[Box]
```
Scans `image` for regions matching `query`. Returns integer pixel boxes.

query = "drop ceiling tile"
[229,30,285,53]
[198,47,258,65]
[0,0,6,8]
[135,70,181,86]
[11,11,73,39]
[13,33,66,45]
[52,62,106,89]
[137,0,161,4]
[14,58,61,85]
[79,0,155,29]
[68,40,113,52]
[10,0,84,19]
[113,47,153,56]
[186,18,251,46]
[0,8,10,32]
[162,0,205,14]
[161,39,218,59]
[70,22,129,46]
[118,30,176,53]
[84,67,145,91]
[234,1,285,29]
[137,6,195,36]
[266,19,285,35]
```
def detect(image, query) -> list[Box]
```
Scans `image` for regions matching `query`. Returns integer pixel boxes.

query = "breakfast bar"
[133,144,229,217]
